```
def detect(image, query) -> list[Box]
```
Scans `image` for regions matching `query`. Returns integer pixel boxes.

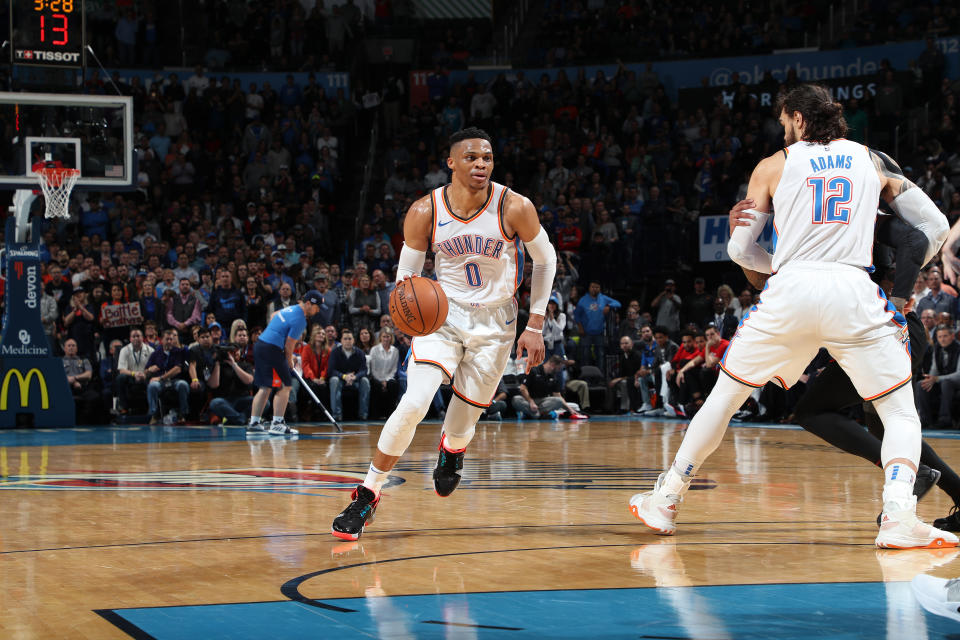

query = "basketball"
[389,277,448,337]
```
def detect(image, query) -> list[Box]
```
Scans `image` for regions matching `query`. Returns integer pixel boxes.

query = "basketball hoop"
[36,167,80,219]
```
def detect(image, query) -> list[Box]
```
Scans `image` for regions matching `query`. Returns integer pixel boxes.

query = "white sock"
[660,457,697,496]
[672,455,699,479]
[248,415,261,426]
[272,415,284,424]
[362,464,391,496]
[883,463,916,507]
[884,462,916,486]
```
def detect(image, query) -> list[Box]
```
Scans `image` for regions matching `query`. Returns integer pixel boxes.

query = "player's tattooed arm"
[869,148,917,200]
[940,218,960,285]
[871,147,949,267]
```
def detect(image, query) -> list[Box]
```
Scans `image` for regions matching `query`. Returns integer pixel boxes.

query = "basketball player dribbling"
[630,84,957,549]
[332,127,557,540]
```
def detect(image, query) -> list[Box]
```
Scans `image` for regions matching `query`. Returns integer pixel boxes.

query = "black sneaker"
[934,505,960,533]
[433,435,465,497]
[331,485,380,540]
[876,465,943,527]
[915,465,942,500]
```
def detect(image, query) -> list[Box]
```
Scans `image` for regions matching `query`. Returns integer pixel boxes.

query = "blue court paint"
[105,583,960,639]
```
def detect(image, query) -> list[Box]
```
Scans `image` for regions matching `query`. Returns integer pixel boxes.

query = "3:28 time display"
[33,0,75,11]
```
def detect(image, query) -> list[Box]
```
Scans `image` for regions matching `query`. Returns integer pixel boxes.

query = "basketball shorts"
[253,340,292,389]
[720,261,911,401]
[409,297,517,408]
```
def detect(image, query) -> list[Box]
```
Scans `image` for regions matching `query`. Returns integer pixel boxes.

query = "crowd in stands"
[530,1,960,66]
[86,0,376,70]
[1,4,960,428]
[80,0,960,74]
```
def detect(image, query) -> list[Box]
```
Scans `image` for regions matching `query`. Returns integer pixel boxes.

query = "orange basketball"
[389,277,448,337]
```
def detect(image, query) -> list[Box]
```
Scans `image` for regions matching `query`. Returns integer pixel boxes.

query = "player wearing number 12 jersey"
[629,83,957,549]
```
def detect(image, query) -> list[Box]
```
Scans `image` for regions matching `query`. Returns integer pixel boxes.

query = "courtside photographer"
[208,340,255,426]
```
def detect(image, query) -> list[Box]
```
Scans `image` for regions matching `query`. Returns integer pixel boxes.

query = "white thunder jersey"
[721,137,910,399]
[429,181,522,304]
[771,139,880,272]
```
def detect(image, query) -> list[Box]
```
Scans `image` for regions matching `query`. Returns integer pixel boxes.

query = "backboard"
[0,91,134,190]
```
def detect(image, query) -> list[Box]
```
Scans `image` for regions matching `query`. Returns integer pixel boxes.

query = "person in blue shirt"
[209,268,247,328]
[248,290,323,436]
[80,198,110,240]
[574,280,621,367]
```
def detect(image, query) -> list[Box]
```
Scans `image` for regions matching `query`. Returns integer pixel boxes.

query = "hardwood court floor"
[1,418,960,638]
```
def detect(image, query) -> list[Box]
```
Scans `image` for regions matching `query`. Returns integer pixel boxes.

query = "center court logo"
[0,368,48,410]
[0,468,404,492]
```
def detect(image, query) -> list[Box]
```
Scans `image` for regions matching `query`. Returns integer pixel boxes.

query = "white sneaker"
[246,420,267,435]
[876,496,959,549]
[268,420,299,436]
[634,403,654,414]
[911,574,960,623]
[663,404,678,417]
[628,473,681,535]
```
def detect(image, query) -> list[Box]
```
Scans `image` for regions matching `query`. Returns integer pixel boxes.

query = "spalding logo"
[393,286,417,325]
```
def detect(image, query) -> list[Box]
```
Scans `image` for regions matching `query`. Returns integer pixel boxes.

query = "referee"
[248,290,324,435]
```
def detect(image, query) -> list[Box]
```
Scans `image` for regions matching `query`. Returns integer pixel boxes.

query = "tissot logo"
[0,468,405,492]
[15,49,81,63]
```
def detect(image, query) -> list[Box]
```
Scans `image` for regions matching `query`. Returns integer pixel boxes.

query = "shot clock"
[10,0,85,68]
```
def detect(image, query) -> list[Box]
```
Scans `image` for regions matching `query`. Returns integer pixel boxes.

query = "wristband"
[192,378,199,383]
[524,326,542,334]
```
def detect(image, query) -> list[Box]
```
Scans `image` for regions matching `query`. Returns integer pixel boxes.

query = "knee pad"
[441,396,485,451]
[376,361,444,457]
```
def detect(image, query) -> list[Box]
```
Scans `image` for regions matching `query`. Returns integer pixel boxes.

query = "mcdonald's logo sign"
[0,368,49,411]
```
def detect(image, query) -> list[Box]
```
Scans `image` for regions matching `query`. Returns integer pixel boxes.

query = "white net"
[37,167,80,219]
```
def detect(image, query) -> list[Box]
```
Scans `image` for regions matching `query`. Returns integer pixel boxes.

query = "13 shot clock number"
[10,0,85,67]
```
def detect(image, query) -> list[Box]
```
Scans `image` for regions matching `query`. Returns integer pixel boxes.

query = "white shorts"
[720,261,911,401]
[409,297,517,408]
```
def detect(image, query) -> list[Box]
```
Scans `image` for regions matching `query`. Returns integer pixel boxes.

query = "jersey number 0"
[806,176,852,224]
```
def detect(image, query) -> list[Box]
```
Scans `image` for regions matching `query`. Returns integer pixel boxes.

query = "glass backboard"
[0,91,134,190]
